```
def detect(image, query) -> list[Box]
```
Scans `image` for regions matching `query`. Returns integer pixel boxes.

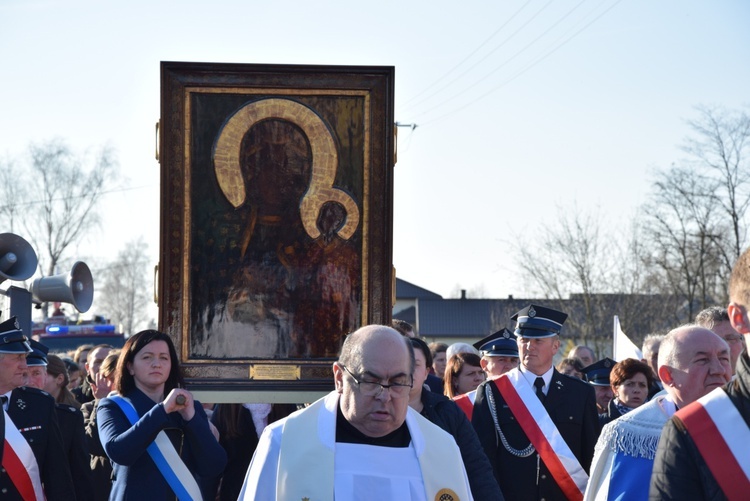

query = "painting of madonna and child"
[159,63,395,365]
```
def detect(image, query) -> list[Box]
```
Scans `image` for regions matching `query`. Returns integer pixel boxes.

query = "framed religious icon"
[158,62,395,399]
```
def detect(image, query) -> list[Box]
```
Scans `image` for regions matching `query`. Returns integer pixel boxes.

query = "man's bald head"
[334,325,415,438]
[338,325,415,376]
[658,324,732,408]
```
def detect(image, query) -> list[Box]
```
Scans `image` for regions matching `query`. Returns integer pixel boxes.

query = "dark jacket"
[97,388,227,500]
[82,399,112,501]
[598,398,624,428]
[202,404,298,501]
[649,351,750,500]
[472,369,600,501]
[0,386,76,500]
[72,376,94,405]
[420,388,504,500]
[425,373,444,394]
[56,404,92,501]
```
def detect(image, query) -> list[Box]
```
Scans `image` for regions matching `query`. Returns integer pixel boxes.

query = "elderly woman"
[444,352,485,399]
[97,330,226,500]
[599,358,654,426]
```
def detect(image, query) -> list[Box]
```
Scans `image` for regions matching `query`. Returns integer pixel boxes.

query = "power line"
[0,183,155,211]
[408,0,589,122]
[418,0,623,127]
[399,0,536,110]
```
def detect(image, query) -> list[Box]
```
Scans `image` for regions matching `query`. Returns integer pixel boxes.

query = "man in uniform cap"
[475,328,520,378]
[455,328,520,420]
[24,339,49,388]
[581,357,616,415]
[23,338,93,501]
[0,317,75,500]
[472,304,599,500]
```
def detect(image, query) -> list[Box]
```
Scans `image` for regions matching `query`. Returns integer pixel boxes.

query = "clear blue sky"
[1,0,748,311]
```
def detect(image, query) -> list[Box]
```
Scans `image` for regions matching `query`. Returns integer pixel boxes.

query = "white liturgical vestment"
[238,391,473,501]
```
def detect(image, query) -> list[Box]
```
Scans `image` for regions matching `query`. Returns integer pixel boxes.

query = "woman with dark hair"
[600,358,654,426]
[444,352,485,399]
[97,330,227,500]
[407,338,504,500]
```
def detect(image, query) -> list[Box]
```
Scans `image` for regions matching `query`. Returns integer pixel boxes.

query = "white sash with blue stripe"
[110,395,202,501]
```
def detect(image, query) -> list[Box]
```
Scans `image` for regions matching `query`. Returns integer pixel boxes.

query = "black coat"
[56,404,92,501]
[425,373,444,394]
[72,376,94,405]
[649,352,750,500]
[472,369,599,501]
[202,404,298,501]
[598,398,624,428]
[82,399,112,501]
[0,387,76,500]
[420,388,505,500]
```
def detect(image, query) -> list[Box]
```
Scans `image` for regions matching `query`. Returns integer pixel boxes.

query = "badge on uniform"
[16,398,26,410]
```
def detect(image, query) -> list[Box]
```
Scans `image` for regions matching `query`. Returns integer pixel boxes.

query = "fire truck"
[33,314,125,352]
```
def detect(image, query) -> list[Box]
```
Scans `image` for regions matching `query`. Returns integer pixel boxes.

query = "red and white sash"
[494,370,588,501]
[676,388,750,501]
[453,390,476,420]
[2,410,45,500]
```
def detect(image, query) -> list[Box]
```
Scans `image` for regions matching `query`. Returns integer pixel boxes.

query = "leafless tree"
[641,166,729,320]
[514,205,616,349]
[97,238,152,336]
[511,206,676,358]
[682,105,750,263]
[0,158,27,233]
[20,139,118,278]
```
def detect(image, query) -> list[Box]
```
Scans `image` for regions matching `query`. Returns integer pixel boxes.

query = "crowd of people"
[2,248,750,499]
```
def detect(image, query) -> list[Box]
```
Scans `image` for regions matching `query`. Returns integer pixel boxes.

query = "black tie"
[534,377,546,403]
[1,396,7,410]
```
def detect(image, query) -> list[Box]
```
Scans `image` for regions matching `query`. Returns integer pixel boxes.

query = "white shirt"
[519,364,554,395]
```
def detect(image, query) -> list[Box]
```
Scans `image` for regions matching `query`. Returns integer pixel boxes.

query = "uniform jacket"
[649,352,750,500]
[420,388,505,500]
[0,386,76,500]
[57,404,93,501]
[97,388,227,501]
[472,368,599,501]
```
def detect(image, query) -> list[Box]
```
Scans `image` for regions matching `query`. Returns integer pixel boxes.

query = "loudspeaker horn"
[0,233,38,284]
[31,261,94,313]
